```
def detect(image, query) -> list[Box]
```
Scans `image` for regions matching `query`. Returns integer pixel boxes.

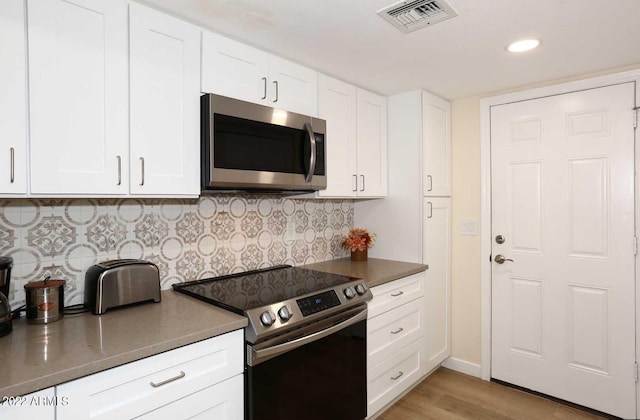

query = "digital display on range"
[297,290,341,316]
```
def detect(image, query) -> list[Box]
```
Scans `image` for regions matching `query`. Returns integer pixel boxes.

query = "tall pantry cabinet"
[422,91,452,373]
[355,89,451,374]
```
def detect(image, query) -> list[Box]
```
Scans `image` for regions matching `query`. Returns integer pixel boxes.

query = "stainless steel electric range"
[173,265,372,420]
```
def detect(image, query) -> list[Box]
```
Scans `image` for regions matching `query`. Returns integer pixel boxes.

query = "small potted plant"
[342,228,376,261]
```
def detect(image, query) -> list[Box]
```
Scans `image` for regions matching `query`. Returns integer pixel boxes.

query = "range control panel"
[297,290,341,316]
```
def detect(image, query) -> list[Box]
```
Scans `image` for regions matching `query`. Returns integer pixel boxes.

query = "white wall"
[450,96,482,364]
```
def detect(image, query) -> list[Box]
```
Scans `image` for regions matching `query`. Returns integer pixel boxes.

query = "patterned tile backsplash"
[0,196,353,309]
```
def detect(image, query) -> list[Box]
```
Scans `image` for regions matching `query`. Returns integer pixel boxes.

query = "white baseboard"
[441,357,482,378]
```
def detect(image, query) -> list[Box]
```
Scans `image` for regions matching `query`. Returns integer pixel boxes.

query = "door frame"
[479,70,640,409]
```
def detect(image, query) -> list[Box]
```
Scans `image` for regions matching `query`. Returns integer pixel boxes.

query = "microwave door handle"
[303,122,316,183]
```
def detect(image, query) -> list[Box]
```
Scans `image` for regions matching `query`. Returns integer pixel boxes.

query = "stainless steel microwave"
[201,94,326,192]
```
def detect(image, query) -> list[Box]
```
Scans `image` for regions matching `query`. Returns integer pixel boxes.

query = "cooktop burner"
[173,265,372,343]
[173,265,356,311]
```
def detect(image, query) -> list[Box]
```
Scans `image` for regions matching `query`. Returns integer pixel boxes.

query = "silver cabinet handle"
[360,175,365,191]
[261,77,267,100]
[139,157,145,186]
[427,201,433,218]
[494,254,514,264]
[427,175,433,191]
[149,371,185,388]
[116,155,121,186]
[352,174,357,192]
[303,122,316,183]
[390,371,404,380]
[273,80,278,103]
[390,291,404,297]
[390,327,404,335]
[9,147,15,184]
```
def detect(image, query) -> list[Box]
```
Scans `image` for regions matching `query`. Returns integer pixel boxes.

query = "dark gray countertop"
[300,257,428,288]
[0,290,247,399]
[1,257,427,399]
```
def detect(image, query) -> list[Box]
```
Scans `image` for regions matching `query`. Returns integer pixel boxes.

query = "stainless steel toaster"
[84,259,161,314]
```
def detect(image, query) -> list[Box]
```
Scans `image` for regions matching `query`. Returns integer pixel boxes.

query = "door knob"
[494,254,513,264]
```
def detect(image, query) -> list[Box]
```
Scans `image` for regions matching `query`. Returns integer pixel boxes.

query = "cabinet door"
[0,387,56,419]
[356,89,387,197]
[201,30,269,104]
[28,0,128,195]
[135,374,243,420]
[423,91,451,196]
[56,330,243,419]
[0,0,27,195]
[268,55,318,116]
[317,75,357,197]
[423,197,451,372]
[129,3,200,196]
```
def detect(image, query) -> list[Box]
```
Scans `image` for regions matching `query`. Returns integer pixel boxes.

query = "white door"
[129,3,200,196]
[28,0,129,194]
[491,83,636,418]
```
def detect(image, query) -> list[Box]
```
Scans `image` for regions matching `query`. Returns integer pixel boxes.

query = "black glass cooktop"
[172,265,359,314]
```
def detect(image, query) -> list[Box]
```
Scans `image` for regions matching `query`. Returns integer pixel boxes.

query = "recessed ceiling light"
[506,39,540,53]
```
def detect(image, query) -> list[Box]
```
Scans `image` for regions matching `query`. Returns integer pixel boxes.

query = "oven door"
[246,306,367,420]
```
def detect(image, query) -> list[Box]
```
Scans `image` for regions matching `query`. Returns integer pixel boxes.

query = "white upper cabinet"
[267,56,318,116]
[28,0,129,195]
[0,0,27,196]
[317,76,387,198]
[317,75,358,197]
[201,32,269,105]
[356,89,388,197]
[202,31,318,116]
[129,3,200,196]
[423,91,451,196]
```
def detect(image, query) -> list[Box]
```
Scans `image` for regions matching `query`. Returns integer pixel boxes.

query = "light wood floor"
[378,368,611,420]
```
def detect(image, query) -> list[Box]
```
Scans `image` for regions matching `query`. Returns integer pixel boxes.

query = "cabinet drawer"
[368,297,425,369]
[367,337,424,417]
[368,272,425,318]
[57,330,243,420]
[135,374,243,420]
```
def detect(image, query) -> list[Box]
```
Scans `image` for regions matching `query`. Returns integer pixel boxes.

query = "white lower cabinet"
[0,387,56,419]
[133,374,243,420]
[367,272,427,417]
[423,197,451,373]
[56,330,244,420]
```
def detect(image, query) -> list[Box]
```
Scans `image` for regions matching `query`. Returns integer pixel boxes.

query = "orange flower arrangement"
[342,228,376,252]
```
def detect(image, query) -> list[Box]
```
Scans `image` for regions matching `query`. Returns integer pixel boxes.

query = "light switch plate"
[460,219,477,236]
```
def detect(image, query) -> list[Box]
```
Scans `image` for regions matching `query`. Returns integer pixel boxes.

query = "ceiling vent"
[377,0,458,34]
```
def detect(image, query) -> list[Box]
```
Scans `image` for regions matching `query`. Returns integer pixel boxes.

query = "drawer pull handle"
[390,371,404,380]
[150,371,186,388]
[390,291,404,297]
[390,327,404,335]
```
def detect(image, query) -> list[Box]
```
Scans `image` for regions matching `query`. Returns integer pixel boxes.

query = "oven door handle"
[250,308,367,365]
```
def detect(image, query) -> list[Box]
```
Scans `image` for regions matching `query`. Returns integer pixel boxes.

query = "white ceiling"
[138,0,640,99]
